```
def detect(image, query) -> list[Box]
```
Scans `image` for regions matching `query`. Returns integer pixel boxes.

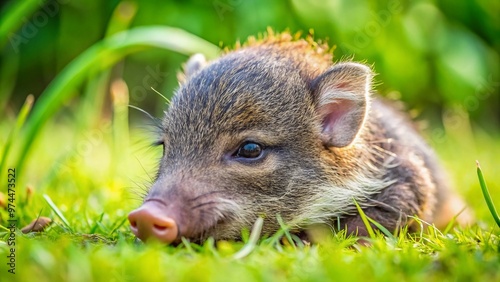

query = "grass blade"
[180,237,195,253]
[477,161,500,228]
[354,199,376,239]
[276,214,296,249]
[79,1,138,129]
[367,216,395,239]
[105,1,138,37]
[0,95,34,176]
[0,0,40,48]
[110,79,130,179]
[232,217,264,260]
[43,194,72,232]
[443,206,468,234]
[89,213,105,234]
[107,216,129,237]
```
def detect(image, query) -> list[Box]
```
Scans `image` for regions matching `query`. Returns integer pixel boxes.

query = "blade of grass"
[110,79,130,180]
[232,217,264,260]
[0,0,40,48]
[202,237,220,258]
[276,214,296,249]
[443,206,468,234]
[96,222,110,234]
[80,1,138,129]
[477,161,500,228]
[89,212,105,234]
[366,216,395,239]
[15,26,221,175]
[180,237,195,253]
[354,199,376,239]
[0,95,34,176]
[80,72,111,129]
[105,1,138,38]
[107,216,129,237]
[43,194,72,232]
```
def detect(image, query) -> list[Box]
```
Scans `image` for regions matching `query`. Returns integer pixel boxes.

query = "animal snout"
[128,201,179,244]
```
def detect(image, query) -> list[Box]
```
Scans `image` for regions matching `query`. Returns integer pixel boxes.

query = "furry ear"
[178,53,207,84]
[184,53,207,77]
[311,62,372,148]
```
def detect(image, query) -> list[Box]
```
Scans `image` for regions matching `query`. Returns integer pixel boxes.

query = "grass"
[477,161,500,228]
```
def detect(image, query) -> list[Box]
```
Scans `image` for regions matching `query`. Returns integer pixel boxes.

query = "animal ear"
[178,53,207,84]
[184,53,207,77]
[311,62,372,148]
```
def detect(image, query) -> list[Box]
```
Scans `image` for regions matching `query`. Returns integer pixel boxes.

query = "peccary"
[128,32,470,244]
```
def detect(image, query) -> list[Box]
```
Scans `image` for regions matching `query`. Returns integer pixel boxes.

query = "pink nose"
[128,201,179,244]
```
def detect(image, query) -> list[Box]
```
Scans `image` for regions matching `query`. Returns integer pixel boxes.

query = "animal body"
[128,32,469,244]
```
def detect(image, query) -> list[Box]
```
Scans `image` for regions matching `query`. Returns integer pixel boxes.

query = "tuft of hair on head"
[223,27,336,63]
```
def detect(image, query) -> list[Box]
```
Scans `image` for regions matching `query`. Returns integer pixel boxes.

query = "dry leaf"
[21,217,52,233]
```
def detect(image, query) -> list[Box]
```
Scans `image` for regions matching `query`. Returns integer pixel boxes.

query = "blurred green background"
[1,0,498,125]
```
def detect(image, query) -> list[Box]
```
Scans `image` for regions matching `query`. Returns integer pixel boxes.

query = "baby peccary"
[128,33,470,244]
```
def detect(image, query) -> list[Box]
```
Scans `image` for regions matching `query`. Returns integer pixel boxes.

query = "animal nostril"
[153,224,168,231]
[129,219,137,228]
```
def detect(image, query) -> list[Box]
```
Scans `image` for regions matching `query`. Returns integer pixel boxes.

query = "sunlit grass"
[477,161,500,228]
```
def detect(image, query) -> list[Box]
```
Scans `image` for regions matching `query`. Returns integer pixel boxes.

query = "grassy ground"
[0,105,499,281]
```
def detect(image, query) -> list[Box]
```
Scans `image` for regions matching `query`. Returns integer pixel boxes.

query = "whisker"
[134,156,155,183]
[128,104,162,128]
[128,181,150,198]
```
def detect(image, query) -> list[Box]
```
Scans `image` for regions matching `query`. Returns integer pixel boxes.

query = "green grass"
[477,161,500,228]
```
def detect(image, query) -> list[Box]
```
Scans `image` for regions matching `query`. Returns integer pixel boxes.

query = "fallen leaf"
[21,216,52,233]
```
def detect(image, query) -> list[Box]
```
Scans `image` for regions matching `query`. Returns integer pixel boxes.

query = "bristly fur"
[130,29,471,244]
[227,28,335,62]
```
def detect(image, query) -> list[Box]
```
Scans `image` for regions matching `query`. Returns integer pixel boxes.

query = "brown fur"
[137,31,471,243]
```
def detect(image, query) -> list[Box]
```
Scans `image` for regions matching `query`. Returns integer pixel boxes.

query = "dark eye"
[235,142,263,159]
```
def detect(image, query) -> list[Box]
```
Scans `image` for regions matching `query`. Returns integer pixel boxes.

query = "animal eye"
[235,142,263,159]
